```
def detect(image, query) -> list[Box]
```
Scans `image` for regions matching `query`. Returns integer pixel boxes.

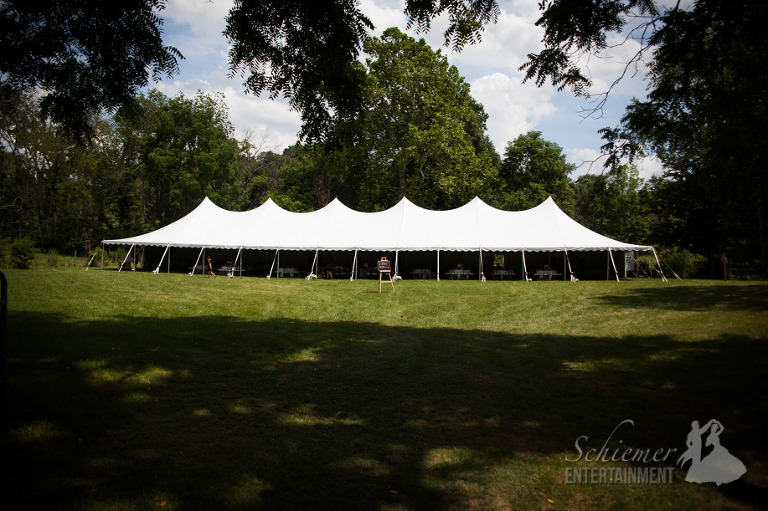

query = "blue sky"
[156,0,664,179]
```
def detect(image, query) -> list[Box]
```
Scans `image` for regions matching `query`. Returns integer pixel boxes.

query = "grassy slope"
[3,268,768,510]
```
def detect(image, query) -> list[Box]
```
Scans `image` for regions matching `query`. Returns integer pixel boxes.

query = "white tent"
[102,196,661,280]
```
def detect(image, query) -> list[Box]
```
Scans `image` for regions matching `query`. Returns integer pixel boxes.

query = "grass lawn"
[3,268,768,510]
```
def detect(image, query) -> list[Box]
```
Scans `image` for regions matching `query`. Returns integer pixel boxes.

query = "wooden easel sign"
[378,257,395,293]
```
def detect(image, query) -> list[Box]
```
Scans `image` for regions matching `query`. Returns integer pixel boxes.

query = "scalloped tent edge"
[100,196,665,281]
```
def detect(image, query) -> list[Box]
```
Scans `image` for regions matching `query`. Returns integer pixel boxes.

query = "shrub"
[10,236,38,269]
[658,247,708,279]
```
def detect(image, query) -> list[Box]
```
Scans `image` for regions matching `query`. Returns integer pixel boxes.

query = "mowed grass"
[3,268,768,510]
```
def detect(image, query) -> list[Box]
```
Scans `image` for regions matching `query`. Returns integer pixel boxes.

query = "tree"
[500,131,574,213]
[3,0,501,143]
[573,165,651,244]
[328,28,499,210]
[131,91,240,226]
[521,0,768,273]
[225,0,500,142]
[0,0,182,140]
[601,0,768,273]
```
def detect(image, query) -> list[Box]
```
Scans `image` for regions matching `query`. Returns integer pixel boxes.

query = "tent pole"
[267,249,278,279]
[232,247,242,277]
[565,248,576,282]
[190,247,205,276]
[119,244,134,272]
[395,249,399,279]
[437,249,440,282]
[85,249,96,271]
[609,249,620,283]
[563,251,566,281]
[351,248,358,281]
[479,249,485,281]
[311,249,319,277]
[153,245,170,274]
[522,249,529,282]
[168,247,171,273]
[651,248,668,282]
[240,248,243,277]
[101,241,104,270]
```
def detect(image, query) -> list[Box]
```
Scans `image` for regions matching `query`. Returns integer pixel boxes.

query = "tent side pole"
[232,247,242,277]
[395,249,399,279]
[168,247,171,273]
[101,242,104,270]
[479,249,485,281]
[351,248,358,281]
[563,251,566,281]
[651,247,668,282]
[565,248,576,282]
[267,249,278,279]
[190,247,205,276]
[119,244,134,272]
[522,249,529,282]
[609,249,620,283]
[437,249,440,282]
[153,245,170,274]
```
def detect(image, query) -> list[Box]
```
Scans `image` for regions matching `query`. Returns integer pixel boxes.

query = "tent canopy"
[103,196,652,253]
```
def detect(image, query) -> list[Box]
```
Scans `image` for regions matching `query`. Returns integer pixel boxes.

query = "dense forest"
[0,25,764,278]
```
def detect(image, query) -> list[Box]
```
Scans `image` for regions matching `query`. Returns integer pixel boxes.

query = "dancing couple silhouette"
[677,419,746,485]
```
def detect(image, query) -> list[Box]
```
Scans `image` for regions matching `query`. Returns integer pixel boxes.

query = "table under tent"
[101,196,665,282]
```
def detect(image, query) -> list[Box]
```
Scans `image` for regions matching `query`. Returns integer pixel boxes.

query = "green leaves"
[328,28,498,210]
[500,131,575,213]
[0,0,182,141]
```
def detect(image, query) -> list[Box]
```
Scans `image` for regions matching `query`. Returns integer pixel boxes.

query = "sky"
[156,0,664,179]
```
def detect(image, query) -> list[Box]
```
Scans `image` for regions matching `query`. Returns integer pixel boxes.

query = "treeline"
[0,29,761,277]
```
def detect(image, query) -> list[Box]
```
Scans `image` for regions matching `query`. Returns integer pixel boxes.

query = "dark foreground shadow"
[4,312,768,510]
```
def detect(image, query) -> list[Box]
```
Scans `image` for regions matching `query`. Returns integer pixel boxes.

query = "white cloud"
[162,0,233,40]
[360,0,407,36]
[470,72,556,152]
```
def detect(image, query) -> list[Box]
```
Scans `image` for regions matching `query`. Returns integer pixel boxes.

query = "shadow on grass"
[593,283,768,312]
[4,312,768,510]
